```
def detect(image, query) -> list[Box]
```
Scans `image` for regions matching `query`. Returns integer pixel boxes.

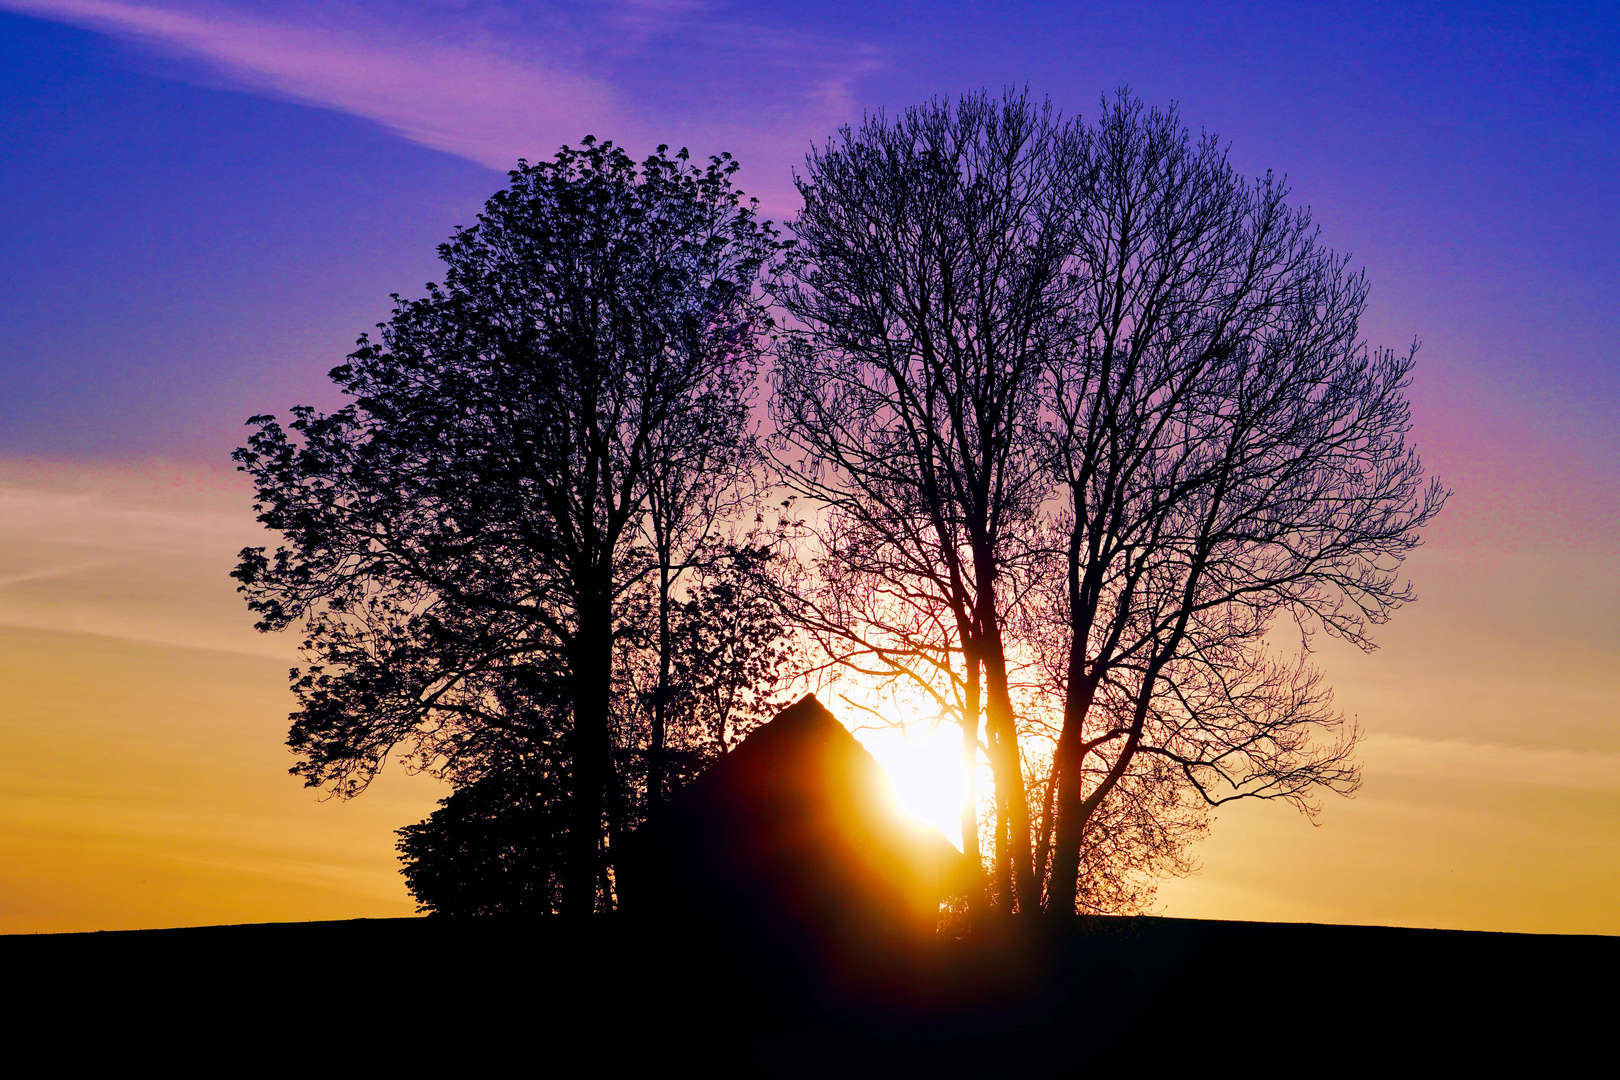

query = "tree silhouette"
[771,91,1075,912]
[1035,93,1447,912]
[236,97,1443,922]
[773,89,1446,916]
[233,138,783,914]
[397,759,569,915]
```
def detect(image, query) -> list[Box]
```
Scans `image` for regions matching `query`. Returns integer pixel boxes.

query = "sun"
[849,720,967,851]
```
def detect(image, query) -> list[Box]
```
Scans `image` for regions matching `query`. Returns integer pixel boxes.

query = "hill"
[3,913,1610,1072]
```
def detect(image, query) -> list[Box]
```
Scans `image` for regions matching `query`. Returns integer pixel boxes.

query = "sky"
[0,0,1615,934]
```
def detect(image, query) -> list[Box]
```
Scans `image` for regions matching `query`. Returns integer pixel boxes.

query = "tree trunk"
[968,539,1036,914]
[1046,735,1086,914]
[649,559,672,813]
[982,627,1036,912]
[1047,669,1101,915]
[1032,757,1059,909]
[992,758,1012,914]
[565,587,615,915]
[959,644,983,915]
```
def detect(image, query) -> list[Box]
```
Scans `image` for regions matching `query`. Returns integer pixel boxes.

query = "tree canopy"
[770,89,1445,913]
[771,91,1076,912]
[1035,93,1446,911]
[234,138,788,914]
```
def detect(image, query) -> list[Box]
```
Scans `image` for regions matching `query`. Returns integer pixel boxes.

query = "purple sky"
[1,1,1614,471]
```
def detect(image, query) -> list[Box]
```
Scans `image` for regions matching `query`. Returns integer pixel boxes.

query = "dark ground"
[3,914,1612,1073]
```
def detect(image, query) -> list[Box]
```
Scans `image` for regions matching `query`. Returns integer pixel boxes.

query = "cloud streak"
[0,458,291,657]
[1,0,628,167]
[0,0,880,209]
[1361,733,1620,794]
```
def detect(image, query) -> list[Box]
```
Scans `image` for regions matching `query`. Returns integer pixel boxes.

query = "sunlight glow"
[850,720,966,851]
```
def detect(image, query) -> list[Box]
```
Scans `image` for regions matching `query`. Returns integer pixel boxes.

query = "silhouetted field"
[3,914,1610,1071]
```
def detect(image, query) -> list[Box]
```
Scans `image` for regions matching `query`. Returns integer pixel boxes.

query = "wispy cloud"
[0,0,627,167]
[0,458,290,657]
[0,0,882,205]
[1361,733,1620,793]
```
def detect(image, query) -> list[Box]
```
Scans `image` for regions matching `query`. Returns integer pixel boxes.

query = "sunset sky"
[0,1,1614,935]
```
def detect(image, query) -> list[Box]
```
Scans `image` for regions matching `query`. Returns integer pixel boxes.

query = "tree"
[771,91,1078,912]
[392,539,799,916]
[1036,93,1448,912]
[233,138,781,914]
[397,760,569,915]
[657,542,804,762]
[774,88,1446,919]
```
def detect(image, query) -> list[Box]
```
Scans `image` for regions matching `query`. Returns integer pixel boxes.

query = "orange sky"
[0,445,1613,936]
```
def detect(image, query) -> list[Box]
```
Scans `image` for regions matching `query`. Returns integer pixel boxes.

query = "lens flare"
[850,722,966,851]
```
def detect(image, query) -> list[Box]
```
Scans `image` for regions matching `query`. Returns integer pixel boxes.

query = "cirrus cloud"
[0,0,629,167]
[0,0,882,211]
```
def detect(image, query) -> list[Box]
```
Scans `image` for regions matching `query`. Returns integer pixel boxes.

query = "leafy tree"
[395,540,799,916]
[234,138,782,914]
[397,760,569,915]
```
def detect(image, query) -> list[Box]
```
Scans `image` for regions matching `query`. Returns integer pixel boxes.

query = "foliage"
[397,763,569,915]
[234,137,785,913]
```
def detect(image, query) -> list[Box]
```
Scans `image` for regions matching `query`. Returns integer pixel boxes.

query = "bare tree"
[770,91,1078,912]
[1037,94,1448,913]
